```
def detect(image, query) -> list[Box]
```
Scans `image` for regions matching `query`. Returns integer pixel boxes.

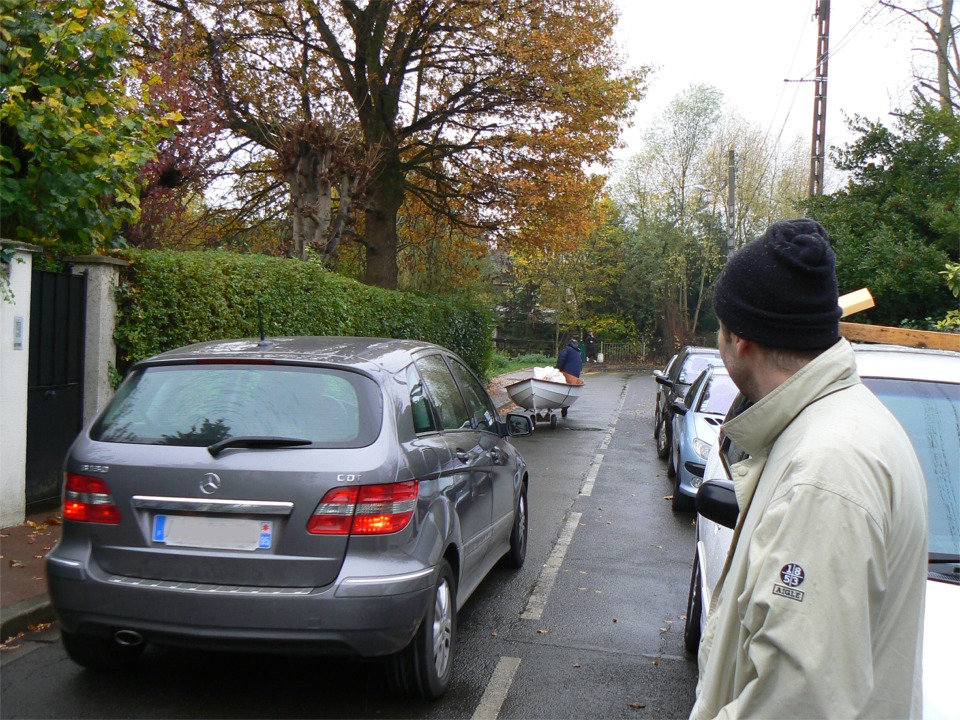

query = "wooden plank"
[840,322,960,351]
[839,288,875,318]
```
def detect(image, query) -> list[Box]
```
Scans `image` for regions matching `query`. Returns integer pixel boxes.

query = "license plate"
[152,515,273,551]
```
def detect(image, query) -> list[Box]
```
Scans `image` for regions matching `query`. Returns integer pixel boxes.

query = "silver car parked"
[47,337,533,699]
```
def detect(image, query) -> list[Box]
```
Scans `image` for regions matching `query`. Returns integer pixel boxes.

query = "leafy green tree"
[1,0,179,257]
[803,102,958,325]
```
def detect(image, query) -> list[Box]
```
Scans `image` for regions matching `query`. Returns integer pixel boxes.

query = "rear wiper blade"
[929,552,960,564]
[208,436,313,457]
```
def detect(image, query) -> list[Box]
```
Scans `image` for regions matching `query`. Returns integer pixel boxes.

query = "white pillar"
[1,242,39,528]
[66,255,128,426]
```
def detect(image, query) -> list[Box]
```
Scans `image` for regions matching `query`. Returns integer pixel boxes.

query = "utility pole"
[726,148,736,256]
[809,0,830,196]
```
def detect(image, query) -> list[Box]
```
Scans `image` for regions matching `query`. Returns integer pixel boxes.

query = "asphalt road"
[0,371,699,719]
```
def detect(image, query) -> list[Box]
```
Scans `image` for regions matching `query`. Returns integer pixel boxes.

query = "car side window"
[685,370,708,409]
[666,353,682,381]
[406,364,439,434]
[719,396,752,472]
[449,359,498,434]
[414,355,472,431]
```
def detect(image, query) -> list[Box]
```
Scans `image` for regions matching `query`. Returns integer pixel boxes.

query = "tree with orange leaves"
[135,0,646,289]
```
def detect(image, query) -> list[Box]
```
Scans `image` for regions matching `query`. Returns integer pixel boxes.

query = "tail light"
[308,481,418,535]
[63,473,122,524]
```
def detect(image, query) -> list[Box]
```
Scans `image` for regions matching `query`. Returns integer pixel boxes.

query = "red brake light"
[307,481,418,535]
[63,473,122,524]
[306,487,359,535]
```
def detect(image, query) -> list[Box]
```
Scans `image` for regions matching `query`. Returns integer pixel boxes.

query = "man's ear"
[730,332,755,359]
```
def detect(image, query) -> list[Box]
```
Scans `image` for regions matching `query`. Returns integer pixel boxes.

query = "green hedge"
[115,250,492,377]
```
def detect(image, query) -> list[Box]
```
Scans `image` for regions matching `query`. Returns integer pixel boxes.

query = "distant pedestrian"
[691,218,927,719]
[584,331,598,362]
[556,333,583,383]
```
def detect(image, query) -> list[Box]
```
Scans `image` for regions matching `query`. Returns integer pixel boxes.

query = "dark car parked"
[47,337,533,699]
[652,346,722,460]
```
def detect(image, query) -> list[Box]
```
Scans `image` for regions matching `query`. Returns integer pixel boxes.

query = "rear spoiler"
[838,289,960,352]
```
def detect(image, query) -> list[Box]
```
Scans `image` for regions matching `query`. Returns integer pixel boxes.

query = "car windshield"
[863,377,960,559]
[92,364,383,448]
[698,374,738,416]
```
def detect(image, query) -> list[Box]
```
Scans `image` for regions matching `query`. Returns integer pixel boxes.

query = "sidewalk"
[0,365,621,644]
[0,507,61,643]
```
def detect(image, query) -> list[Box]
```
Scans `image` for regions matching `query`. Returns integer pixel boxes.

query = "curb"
[1,596,55,643]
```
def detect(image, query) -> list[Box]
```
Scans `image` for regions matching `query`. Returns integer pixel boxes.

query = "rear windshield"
[679,354,721,384]
[92,364,382,448]
[863,377,960,558]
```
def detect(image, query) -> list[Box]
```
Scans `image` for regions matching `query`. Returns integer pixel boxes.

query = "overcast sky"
[611,0,936,160]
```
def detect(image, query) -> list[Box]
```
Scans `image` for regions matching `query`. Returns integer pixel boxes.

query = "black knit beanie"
[713,218,841,350]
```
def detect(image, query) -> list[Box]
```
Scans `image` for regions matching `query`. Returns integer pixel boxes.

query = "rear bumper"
[47,552,435,658]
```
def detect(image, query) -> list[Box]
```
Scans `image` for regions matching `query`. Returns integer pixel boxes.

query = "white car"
[684,343,960,720]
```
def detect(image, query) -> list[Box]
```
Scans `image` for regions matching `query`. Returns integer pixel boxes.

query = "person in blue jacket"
[556,333,583,379]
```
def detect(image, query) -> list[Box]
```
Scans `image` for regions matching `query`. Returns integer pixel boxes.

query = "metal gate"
[26,270,86,507]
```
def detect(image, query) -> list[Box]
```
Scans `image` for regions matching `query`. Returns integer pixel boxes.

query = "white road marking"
[521,511,581,620]
[472,656,522,720]
[599,380,627,450]
[580,454,603,496]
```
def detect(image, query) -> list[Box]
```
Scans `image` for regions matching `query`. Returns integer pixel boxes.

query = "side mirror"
[503,412,533,438]
[671,399,688,416]
[654,372,673,388]
[696,479,738,529]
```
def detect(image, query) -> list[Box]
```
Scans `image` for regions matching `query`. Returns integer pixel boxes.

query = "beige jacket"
[691,340,927,719]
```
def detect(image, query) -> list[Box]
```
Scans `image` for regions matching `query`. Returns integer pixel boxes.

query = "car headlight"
[693,438,712,460]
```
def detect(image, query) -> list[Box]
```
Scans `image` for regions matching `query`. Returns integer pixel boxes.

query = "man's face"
[717,323,749,397]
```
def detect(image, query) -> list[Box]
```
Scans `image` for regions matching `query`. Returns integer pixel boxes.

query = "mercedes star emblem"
[199,473,221,495]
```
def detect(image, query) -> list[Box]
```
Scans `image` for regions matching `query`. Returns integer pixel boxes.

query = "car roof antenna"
[257,298,274,349]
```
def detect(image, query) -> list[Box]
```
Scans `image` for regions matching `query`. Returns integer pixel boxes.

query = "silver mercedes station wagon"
[47,337,533,699]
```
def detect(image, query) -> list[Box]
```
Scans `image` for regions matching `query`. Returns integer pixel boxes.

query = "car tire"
[655,417,670,459]
[672,449,695,512]
[502,485,528,569]
[60,630,145,671]
[387,559,456,699]
[684,549,703,656]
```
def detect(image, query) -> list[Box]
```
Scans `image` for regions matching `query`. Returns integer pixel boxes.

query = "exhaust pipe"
[114,629,144,647]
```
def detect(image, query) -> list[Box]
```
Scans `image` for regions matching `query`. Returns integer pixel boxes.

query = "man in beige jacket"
[691,219,927,719]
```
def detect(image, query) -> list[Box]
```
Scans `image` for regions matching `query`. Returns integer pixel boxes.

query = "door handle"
[456,449,471,463]
[488,448,503,463]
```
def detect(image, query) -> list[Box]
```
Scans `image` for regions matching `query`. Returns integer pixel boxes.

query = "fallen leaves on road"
[652,659,661,666]
[8,559,25,568]
[629,702,647,709]
[535,628,551,635]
